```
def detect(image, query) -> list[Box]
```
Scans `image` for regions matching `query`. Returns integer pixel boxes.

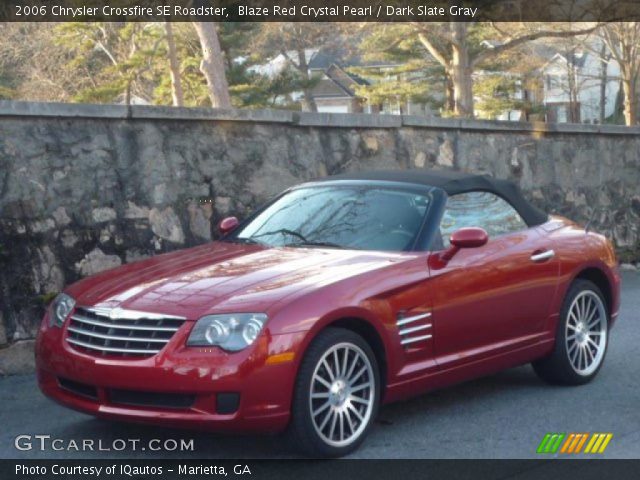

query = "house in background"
[251,48,367,113]
[253,40,627,123]
[253,48,437,115]
[308,49,437,115]
[306,52,369,113]
[540,44,621,124]
[474,38,623,124]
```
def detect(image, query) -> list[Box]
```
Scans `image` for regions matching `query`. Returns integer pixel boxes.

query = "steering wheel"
[388,229,415,249]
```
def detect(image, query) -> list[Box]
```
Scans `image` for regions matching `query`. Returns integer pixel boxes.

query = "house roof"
[311,63,369,98]
[312,79,351,98]
[539,51,591,76]
[565,52,588,68]
[546,51,588,69]
[308,51,341,70]
[481,39,591,72]
[308,48,398,71]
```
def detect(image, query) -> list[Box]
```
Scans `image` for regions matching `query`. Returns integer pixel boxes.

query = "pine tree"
[253,23,338,112]
[53,22,166,104]
[352,24,446,113]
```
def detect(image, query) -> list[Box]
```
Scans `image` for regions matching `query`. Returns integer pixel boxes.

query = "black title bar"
[3,459,640,480]
[2,0,640,22]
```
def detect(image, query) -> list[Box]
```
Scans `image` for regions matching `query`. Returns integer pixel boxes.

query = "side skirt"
[382,339,555,404]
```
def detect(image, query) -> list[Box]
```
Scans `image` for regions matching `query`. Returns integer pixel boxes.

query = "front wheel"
[288,328,380,457]
[533,279,609,385]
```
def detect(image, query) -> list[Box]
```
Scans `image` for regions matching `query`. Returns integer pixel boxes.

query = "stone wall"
[1,100,639,374]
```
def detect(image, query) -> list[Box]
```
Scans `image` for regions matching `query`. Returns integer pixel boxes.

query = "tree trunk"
[621,75,637,126]
[598,44,608,123]
[445,74,455,112]
[569,66,580,123]
[124,80,132,105]
[301,88,318,113]
[450,23,474,118]
[297,48,318,112]
[165,22,184,107]
[192,22,231,109]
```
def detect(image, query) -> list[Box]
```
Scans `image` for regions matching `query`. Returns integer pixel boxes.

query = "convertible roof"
[318,169,548,227]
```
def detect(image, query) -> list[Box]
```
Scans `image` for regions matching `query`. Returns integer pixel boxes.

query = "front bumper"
[35,312,304,433]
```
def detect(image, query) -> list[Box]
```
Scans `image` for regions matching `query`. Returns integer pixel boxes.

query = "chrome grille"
[397,311,432,347]
[66,306,186,358]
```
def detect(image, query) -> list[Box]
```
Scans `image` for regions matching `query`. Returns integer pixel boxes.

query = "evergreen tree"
[54,22,166,104]
[352,24,446,113]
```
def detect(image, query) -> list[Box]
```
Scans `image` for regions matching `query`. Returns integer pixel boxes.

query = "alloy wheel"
[309,342,375,448]
[565,290,607,376]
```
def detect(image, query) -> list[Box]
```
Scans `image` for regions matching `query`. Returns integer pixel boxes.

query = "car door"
[428,191,559,370]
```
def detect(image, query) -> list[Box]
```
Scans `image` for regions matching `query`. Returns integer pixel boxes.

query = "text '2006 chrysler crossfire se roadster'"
[36,170,620,457]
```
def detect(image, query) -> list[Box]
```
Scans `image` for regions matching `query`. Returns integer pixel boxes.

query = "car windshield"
[233,186,430,251]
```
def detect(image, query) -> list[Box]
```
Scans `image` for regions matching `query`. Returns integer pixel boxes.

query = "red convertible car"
[36,170,620,457]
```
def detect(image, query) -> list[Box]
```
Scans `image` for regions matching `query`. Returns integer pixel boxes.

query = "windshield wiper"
[248,229,345,249]
[285,241,345,249]
[251,228,307,242]
[224,237,265,246]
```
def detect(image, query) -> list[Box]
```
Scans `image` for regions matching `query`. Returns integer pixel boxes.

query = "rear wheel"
[533,279,609,385]
[288,328,380,457]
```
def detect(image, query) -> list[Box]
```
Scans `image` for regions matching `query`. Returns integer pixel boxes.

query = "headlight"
[49,293,75,328]
[187,313,267,352]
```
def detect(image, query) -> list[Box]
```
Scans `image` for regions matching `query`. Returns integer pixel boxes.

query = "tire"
[533,279,609,385]
[288,327,380,457]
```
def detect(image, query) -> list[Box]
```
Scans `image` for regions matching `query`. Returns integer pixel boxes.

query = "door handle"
[531,249,555,262]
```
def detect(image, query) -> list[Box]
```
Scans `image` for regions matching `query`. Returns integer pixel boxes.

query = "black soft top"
[317,169,548,227]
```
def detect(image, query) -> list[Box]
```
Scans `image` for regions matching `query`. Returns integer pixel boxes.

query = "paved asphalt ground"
[0,272,638,460]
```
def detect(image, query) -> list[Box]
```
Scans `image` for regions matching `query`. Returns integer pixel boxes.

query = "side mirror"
[440,227,488,262]
[218,216,239,235]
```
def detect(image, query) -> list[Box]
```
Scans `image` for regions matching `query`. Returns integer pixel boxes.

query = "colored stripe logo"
[537,433,613,454]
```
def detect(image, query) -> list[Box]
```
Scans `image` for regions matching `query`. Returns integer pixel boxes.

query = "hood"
[66,242,414,320]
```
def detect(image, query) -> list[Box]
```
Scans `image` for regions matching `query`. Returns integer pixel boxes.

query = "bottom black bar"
[2,459,640,480]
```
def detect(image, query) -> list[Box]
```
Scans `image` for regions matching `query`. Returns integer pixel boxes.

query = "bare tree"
[165,21,184,107]
[0,23,81,102]
[413,22,598,117]
[600,23,639,125]
[551,35,589,123]
[273,24,319,112]
[192,22,231,108]
[598,42,611,123]
[255,23,338,112]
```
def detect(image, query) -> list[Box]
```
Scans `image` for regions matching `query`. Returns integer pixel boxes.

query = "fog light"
[216,392,240,414]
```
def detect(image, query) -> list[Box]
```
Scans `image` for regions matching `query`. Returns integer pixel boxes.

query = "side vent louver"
[397,312,432,347]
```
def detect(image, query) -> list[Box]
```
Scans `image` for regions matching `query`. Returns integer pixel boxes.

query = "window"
[235,186,430,252]
[546,74,563,90]
[557,105,567,123]
[439,191,528,247]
